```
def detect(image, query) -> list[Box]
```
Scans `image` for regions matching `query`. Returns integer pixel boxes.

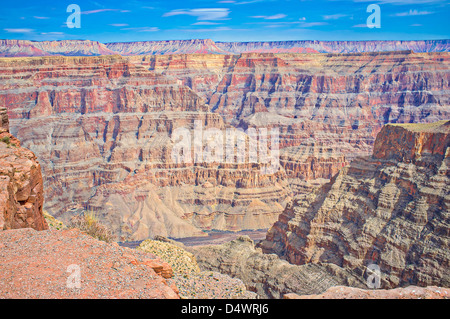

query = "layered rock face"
[0,108,47,231]
[142,51,450,155]
[191,235,366,299]
[1,56,290,240]
[261,120,450,289]
[136,51,449,195]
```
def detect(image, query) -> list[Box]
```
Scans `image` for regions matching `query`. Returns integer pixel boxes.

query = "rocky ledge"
[0,228,178,298]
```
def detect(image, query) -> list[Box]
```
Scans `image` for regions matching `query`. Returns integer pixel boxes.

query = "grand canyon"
[0,38,449,300]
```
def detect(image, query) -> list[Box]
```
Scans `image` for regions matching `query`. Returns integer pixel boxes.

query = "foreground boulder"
[0,228,178,298]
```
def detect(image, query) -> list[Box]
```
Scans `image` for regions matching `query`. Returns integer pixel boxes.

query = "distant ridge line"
[0,38,449,57]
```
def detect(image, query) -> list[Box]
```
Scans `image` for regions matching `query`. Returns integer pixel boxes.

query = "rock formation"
[0,107,47,231]
[261,120,450,289]
[191,235,366,299]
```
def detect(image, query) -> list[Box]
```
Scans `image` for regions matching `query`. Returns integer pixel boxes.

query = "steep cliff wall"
[0,107,47,231]
[261,120,450,289]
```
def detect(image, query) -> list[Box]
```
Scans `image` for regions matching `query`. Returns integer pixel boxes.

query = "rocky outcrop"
[284,286,450,299]
[0,228,178,298]
[191,236,366,299]
[0,111,47,231]
[261,120,450,289]
[0,107,8,130]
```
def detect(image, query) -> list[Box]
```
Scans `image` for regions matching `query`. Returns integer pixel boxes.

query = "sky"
[0,0,449,42]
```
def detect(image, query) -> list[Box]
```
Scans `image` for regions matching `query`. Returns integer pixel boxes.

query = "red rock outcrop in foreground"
[0,107,47,231]
[261,120,450,289]
[284,286,449,299]
[0,228,178,298]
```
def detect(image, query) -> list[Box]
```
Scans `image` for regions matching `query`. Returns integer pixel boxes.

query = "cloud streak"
[163,8,231,21]
[251,14,287,20]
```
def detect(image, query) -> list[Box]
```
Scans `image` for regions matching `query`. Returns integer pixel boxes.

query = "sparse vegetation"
[1,136,10,145]
[68,210,115,243]
[43,211,66,230]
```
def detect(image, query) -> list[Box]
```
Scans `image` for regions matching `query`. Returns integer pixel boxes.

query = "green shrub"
[1,136,10,145]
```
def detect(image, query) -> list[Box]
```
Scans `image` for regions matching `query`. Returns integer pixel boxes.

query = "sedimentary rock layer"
[261,120,450,289]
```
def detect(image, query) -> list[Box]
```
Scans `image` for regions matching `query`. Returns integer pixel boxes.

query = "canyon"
[1,49,449,241]
[0,38,449,299]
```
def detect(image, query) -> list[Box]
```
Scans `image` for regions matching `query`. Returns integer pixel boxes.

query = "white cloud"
[299,22,328,27]
[323,14,348,20]
[110,24,129,27]
[392,9,434,16]
[163,8,231,21]
[4,28,34,33]
[121,27,159,32]
[251,14,287,20]
[192,22,221,25]
[34,16,50,20]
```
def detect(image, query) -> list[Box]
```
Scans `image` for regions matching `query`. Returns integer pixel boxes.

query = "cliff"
[0,107,47,231]
[260,120,450,289]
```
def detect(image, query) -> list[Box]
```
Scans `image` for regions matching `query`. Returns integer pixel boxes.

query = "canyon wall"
[1,50,449,241]
[1,55,290,240]
[260,120,450,289]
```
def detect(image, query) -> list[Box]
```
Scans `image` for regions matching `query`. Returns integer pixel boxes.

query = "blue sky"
[0,0,449,42]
